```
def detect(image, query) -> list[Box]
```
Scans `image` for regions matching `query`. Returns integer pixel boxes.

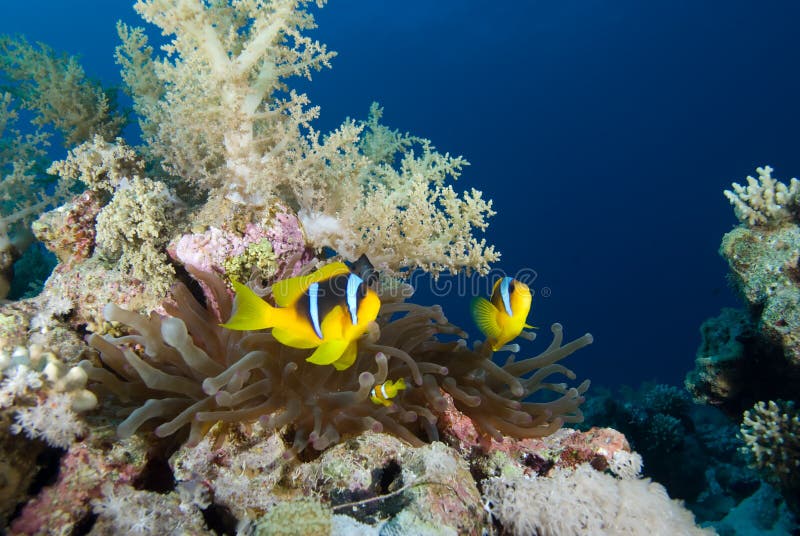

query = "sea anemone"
[81,268,592,456]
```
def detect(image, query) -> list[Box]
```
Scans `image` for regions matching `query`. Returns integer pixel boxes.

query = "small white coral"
[10,392,86,448]
[607,449,644,480]
[92,483,208,535]
[725,166,800,227]
[0,365,42,408]
[740,400,800,489]
[2,345,96,447]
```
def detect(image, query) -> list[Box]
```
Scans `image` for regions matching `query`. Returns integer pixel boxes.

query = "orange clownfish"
[470,277,533,351]
[370,378,407,406]
[221,260,381,371]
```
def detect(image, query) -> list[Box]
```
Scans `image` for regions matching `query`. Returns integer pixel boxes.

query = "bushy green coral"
[0,92,50,229]
[0,34,126,298]
[95,176,178,295]
[48,135,145,194]
[0,35,126,224]
[223,238,278,282]
[0,35,125,147]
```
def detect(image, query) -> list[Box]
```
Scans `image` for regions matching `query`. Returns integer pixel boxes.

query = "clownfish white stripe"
[346,273,363,325]
[500,276,513,316]
[308,282,323,339]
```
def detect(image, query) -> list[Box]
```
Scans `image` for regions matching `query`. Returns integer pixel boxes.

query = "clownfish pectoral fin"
[331,340,358,371]
[306,339,350,367]
[471,297,501,339]
[272,326,319,349]
[220,280,275,331]
[271,262,350,307]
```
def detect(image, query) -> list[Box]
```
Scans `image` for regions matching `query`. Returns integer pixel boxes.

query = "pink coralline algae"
[169,208,311,279]
[32,191,103,267]
[264,210,313,276]
[436,391,630,474]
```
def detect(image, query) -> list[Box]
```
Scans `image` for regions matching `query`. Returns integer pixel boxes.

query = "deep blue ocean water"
[3,1,800,390]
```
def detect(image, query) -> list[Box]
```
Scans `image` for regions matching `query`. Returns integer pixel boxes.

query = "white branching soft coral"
[116,0,499,275]
[117,0,335,195]
[724,166,800,227]
[292,104,499,275]
[47,135,145,193]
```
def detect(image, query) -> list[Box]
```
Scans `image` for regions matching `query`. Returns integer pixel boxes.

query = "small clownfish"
[221,258,381,371]
[370,378,407,406]
[470,276,533,351]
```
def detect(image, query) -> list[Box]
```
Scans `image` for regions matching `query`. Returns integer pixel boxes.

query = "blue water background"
[3,1,800,389]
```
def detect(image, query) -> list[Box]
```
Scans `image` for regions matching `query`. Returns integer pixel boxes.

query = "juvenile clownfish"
[471,276,533,351]
[370,378,407,406]
[221,259,381,371]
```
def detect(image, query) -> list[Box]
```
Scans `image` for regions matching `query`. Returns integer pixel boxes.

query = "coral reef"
[721,222,800,367]
[579,383,772,527]
[709,166,800,375]
[687,165,800,530]
[691,164,800,437]
[685,307,788,415]
[0,0,722,533]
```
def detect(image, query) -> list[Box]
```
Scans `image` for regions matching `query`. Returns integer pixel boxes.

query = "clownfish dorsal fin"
[471,296,501,339]
[271,262,350,307]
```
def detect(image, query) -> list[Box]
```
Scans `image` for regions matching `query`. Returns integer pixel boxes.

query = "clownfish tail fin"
[220,280,275,331]
[471,297,501,339]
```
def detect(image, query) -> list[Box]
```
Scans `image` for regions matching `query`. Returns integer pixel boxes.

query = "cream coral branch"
[117,3,497,275]
[724,166,800,227]
[123,0,335,196]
